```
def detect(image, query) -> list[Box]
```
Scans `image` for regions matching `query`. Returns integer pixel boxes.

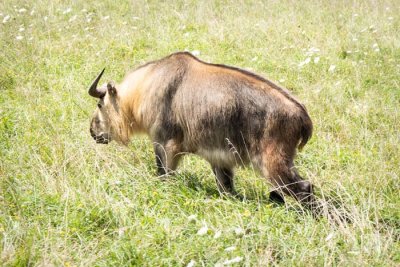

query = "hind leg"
[212,166,235,195]
[260,143,314,205]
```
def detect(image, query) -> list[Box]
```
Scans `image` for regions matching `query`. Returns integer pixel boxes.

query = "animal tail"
[298,111,313,151]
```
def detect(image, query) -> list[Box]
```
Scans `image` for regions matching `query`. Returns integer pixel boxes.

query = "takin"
[88,52,314,205]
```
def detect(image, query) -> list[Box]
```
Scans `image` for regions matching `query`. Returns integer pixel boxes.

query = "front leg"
[269,190,285,204]
[154,141,182,176]
[154,144,168,176]
[212,166,235,195]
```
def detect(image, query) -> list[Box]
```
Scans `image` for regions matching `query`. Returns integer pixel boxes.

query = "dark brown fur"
[89,52,314,205]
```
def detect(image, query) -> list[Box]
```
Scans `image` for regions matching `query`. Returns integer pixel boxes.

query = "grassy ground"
[1,0,399,266]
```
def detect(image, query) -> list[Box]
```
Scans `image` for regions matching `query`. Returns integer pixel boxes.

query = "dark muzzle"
[90,128,109,144]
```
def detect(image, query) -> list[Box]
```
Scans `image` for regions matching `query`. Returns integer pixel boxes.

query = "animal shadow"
[174,171,276,205]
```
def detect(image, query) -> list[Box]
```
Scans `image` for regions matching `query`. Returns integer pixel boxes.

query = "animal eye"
[97,103,102,108]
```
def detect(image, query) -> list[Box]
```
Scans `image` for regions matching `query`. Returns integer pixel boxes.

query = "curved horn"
[88,68,106,98]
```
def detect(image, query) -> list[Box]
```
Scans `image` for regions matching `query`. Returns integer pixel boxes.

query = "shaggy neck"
[117,64,155,141]
[119,98,147,141]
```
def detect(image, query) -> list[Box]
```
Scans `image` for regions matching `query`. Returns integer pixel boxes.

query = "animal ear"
[107,81,117,96]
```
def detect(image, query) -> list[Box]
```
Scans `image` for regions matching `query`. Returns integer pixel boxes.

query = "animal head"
[88,69,123,144]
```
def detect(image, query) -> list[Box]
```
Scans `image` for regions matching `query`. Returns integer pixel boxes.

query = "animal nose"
[90,128,96,138]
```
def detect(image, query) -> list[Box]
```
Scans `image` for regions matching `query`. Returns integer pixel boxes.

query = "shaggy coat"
[89,52,314,204]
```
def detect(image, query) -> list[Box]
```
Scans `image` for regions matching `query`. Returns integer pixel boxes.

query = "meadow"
[0,0,399,266]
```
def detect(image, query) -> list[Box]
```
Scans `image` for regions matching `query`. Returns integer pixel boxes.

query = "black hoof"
[269,190,285,204]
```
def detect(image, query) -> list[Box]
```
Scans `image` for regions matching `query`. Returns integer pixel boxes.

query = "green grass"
[1,0,399,266]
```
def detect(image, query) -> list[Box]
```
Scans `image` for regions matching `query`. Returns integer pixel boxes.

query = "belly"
[196,147,241,167]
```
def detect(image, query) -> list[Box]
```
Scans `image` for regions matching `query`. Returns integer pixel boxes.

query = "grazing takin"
[88,52,314,205]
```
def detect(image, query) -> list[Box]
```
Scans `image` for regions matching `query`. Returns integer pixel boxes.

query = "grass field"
[1,0,399,266]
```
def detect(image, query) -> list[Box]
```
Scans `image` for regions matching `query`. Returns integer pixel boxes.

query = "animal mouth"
[95,136,109,144]
[90,130,110,144]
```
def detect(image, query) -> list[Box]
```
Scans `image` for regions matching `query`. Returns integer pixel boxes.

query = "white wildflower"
[353,13,358,17]
[213,230,222,239]
[2,15,10,23]
[16,35,23,40]
[19,26,25,32]
[279,79,285,83]
[372,43,380,52]
[44,16,48,21]
[132,16,140,20]
[187,214,197,222]
[305,47,320,57]
[223,257,243,265]
[187,260,196,267]
[192,50,201,56]
[63,7,72,15]
[234,227,245,236]
[30,9,35,16]
[118,227,127,237]
[325,232,334,241]
[328,65,336,72]
[313,57,320,64]
[81,9,87,13]
[388,16,393,20]
[69,15,77,22]
[197,225,208,236]
[103,15,110,20]
[309,47,320,53]
[298,57,311,67]
[18,8,27,13]
[225,246,236,252]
